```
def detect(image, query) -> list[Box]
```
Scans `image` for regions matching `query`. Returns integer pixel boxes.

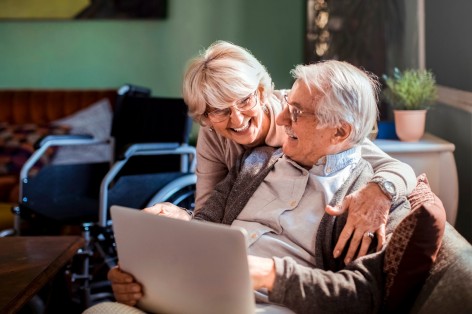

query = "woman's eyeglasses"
[205,90,258,123]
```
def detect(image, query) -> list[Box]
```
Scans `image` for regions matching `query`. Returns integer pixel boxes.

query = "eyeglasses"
[283,94,316,123]
[205,91,258,123]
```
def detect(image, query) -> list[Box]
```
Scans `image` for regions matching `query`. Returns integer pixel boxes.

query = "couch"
[383,173,472,313]
[412,224,472,313]
[0,89,116,211]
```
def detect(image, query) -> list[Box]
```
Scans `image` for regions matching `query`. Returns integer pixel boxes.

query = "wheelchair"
[7,84,197,309]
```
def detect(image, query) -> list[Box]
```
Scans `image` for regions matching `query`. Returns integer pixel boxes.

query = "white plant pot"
[393,109,427,142]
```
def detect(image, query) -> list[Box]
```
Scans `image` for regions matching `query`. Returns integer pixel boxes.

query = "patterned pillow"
[0,122,70,202]
[383,173,446,313]
[0,122,70,176]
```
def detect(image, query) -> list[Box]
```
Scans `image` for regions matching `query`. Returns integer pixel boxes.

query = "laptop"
[110,205,255,314]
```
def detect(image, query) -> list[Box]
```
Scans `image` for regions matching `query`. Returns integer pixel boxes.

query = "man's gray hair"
[291,60,380,144]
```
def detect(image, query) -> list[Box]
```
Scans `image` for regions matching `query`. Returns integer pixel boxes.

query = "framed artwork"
[305,0,405,120]
[0,0,167,20]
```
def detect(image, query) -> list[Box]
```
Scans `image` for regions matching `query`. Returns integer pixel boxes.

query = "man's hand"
[143,202,191,221]
[325,182,390,264]
[247,255,276,291]
[108,266,143,306]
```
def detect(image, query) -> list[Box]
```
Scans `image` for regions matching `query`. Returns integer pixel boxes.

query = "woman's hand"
[247,255,276,291]
[325,182,390,264]
[143,202,191,221]
[108,266,143,306]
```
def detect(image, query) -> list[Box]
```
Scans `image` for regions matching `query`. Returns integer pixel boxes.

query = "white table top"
[374,133,456,153]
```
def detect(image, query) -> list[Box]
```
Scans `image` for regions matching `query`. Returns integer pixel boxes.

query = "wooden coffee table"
[0,236,84,314]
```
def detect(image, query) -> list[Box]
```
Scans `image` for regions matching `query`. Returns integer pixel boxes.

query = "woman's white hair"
[291,60,380,144]
[182,40,273,124]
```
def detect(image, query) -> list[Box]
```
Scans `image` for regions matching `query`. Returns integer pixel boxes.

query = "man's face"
[276,80,339,169]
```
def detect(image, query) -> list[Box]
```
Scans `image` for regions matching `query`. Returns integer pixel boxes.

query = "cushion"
[83,301,147,314]
[383,173,446,313]
[51,98,113,164]
[0,122,70,202]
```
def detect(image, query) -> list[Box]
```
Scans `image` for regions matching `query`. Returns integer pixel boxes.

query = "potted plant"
[383,68,437,142]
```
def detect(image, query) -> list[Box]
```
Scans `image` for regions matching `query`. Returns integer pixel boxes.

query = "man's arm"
[268,254,384,314]
[248,253,384,313]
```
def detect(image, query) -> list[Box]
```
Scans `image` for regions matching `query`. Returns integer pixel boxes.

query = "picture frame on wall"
[0,0,168,20]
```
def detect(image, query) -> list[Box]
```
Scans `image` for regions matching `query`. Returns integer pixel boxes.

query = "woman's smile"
[231,120,251,133]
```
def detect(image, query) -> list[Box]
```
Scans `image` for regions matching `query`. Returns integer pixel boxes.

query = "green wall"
[0,0,304,95]
[426,105,472,242]
[424,0,472,243]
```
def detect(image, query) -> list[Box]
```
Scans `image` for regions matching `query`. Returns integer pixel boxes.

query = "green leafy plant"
[383,68,437,110]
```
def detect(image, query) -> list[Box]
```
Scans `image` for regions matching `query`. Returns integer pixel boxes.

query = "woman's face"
[205,89,270,147]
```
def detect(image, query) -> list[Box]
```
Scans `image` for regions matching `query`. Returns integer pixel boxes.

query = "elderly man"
[106,61,409,313]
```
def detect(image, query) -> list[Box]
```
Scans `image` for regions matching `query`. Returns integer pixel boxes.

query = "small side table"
[374,133,458,225]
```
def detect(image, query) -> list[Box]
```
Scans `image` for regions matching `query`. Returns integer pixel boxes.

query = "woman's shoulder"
[197,126,245,163]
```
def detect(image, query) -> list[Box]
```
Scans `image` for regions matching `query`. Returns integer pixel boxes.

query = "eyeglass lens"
[207,91,258,122]
[284,94,299,122]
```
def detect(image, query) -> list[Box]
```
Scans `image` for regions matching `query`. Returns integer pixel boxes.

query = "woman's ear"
[258,85,266,103]
[200,113,213,129]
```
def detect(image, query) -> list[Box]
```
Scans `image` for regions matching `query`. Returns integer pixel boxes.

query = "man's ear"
[333,122,351,142]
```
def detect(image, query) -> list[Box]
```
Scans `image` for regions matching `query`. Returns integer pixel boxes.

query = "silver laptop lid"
[111,205,255,314]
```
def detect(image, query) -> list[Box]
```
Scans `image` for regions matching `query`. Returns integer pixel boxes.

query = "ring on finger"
[364,231,375,239]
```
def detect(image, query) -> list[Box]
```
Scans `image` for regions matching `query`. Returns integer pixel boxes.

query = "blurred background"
[0,0,470,241]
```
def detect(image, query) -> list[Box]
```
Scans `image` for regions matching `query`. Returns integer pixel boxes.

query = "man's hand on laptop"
[108,265,143,306]
[248,255,276,291]
[143,202,191,221]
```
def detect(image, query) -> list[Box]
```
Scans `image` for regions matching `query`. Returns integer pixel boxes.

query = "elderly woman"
[183,41,416,261]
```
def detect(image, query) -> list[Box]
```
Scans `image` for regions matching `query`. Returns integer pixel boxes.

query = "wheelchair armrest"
[21,135,111,184]
[117,142,181,160]
[120,142,196,172]
[34,134,106,149]
[98,143,197,227]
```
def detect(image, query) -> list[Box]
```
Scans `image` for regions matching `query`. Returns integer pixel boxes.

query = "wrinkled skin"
[326,182,390,264]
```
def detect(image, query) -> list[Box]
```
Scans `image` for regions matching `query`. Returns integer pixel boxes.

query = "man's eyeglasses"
[283,94,316,123]
[205,90,258,123]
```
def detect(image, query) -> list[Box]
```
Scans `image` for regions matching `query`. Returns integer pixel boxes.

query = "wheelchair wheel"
[146,174,196,212]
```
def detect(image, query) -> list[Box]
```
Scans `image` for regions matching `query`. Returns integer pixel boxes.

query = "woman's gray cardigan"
[194,146,409,314]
